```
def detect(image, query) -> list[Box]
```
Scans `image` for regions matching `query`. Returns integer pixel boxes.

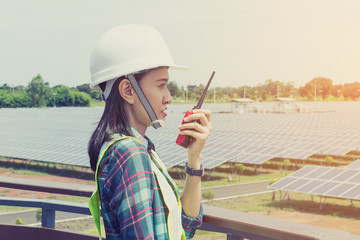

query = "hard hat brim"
[90,64,191,89]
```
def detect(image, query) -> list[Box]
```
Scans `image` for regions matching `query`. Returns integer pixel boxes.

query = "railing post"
[227,233,244,240]
[41,207,55,228]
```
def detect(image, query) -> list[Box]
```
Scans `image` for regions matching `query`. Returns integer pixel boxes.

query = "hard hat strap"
[127,74,162,129]
[101,78,117,101]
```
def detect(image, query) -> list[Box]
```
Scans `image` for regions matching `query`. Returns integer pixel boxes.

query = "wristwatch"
[185,162,204,177]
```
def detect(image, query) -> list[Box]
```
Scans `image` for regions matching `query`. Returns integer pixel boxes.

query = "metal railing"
[0,176,359,240]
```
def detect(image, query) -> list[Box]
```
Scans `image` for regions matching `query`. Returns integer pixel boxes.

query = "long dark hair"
[88,72,146,172]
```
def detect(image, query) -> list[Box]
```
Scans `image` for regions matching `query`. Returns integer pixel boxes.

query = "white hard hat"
[90,24,190,88]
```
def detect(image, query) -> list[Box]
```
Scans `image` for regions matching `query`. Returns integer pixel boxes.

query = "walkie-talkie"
[176,71,215,148]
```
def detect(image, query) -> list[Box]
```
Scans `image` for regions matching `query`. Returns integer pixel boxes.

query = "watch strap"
[185,162,204,177]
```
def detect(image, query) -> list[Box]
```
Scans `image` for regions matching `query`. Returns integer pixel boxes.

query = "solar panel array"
[345,160,360,170]
[148,103,360,168]
[0,107,100,167]
[267,165,360,201]
[1,102,360,169]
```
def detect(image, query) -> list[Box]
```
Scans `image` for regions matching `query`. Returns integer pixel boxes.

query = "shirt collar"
[131,127,155,151]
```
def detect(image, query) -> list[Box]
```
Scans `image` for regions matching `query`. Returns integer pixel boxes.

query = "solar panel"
[290,166,318,177]
[268,165,360,201]
[341,185,360,199]
[318,168,343,180]
[326,183,357,197]
[345,160,360,170]
[310,181,338,195]
[285,178,312,190]
[297,180,325,193]
[333,170,358,181]
[2,102,360,170]
[303,167,330,179]
[348,173,360,183]
[268,177,298,189]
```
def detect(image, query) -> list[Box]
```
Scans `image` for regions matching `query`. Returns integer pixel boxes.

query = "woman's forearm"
[180,158,202,218]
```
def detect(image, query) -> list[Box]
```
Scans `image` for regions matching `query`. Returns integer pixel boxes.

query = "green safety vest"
[88,134,186,240]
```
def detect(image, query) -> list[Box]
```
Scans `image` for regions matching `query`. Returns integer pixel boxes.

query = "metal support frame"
[207,168,215,180]
[319,196,327,210]
[230,162,235,175]
[279,190,289,201]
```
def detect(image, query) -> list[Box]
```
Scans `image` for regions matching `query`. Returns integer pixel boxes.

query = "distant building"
[273,97,296,113]
[231,98,254,113]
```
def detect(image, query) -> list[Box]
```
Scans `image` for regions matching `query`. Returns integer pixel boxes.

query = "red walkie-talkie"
[176,71,215,148]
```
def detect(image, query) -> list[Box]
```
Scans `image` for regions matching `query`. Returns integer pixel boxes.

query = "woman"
[88,24,211,240]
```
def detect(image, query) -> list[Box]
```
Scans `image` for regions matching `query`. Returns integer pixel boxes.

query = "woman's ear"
[118,79,135,104]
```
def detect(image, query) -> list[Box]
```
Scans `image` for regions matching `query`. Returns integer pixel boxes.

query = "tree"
[234,163,245,181]
[300,77,333,100]
[325,156,335,166]
[167,81,181,97]
[90,89,102,101]
[0,89,12,108]
[52,85,74,106]
[15,217,25,225]
[73,91,91,106]
[11,92,31,108]
[202,190,215,203]
[264,79,282,96]
[36,209,42,222]
[76,84,91,94]
[14,85,25,92]
[27,74,47,107]
[342,82,360,100]
[0,83,11,92]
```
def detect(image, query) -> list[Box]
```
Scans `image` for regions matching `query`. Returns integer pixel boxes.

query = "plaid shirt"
[98,129,203,239]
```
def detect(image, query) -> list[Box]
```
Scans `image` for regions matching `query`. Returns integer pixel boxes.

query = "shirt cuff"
[181,204,203,238]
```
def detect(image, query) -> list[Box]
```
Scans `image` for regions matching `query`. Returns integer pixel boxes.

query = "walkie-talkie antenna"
[193,71,215,110]
[176,71,216,148]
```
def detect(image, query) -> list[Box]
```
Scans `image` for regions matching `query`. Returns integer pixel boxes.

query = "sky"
[1,0,360,89]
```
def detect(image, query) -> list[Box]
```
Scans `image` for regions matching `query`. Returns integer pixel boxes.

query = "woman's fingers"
[185,109,211,127]
[178,109,212,141]
[178,109,212,162]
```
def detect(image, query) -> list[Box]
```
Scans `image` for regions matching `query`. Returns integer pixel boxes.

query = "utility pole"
[314,84,317,102]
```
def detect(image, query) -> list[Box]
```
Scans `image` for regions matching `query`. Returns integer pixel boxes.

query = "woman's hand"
[177,109,212,165]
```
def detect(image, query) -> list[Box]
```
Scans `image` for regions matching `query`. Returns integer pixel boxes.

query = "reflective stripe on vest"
[88,135,186,240]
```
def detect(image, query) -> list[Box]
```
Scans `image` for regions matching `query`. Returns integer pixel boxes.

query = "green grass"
[192,230,226,240]
[0,206,33,213]
[90,100,105,107]
[8,168,48,176]
[81,227,106,238]
[54,196,89,203]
